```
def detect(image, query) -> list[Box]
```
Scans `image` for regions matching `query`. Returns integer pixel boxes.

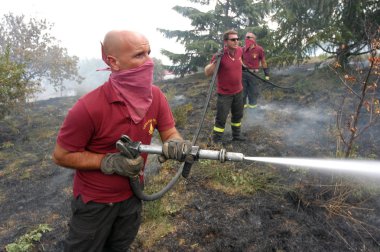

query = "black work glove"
[101,153,143,177]
[263,68,270,80]
[158,139,192,163]
[211,49,224,64]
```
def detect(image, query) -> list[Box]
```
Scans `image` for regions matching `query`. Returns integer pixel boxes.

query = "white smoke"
[243,103,334,148]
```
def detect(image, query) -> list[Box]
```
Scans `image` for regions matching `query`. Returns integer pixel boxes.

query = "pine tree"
[158,0,270,77]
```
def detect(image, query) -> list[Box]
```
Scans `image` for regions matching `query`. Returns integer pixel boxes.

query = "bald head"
[102,30,151,71]
[103,30,146,57]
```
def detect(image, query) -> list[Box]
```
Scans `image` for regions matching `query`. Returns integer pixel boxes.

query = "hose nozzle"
[116,136,245,163]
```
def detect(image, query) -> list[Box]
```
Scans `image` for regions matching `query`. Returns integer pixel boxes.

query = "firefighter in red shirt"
[205,29,245,144]
[242,32,269,108]
[52,30,192,251]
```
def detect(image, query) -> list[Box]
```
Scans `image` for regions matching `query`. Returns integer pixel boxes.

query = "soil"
[1,68,379,252]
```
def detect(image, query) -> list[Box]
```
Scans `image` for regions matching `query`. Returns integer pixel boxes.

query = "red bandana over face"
[110,59,154,124]
[244,39,256,51]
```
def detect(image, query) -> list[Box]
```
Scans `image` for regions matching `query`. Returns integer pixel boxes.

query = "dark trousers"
[214,91,244,138]
[64,196,142,252]
[242,71,259,105]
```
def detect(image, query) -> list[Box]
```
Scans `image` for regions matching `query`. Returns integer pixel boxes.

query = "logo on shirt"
[143,118,157,135]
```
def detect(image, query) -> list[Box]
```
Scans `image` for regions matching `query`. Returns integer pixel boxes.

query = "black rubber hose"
[131,49,223,200]
[245,69,295,90]
[129,166,183,201]
[182,49,223,178]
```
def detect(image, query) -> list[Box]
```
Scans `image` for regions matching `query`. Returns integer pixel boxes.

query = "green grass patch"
[172,103,193,128]
[5,224,52,252]
[197,161,279,195]
[136,161,194,249]
[136,216,173,248]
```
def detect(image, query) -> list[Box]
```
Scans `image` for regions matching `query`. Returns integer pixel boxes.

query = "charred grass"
[1,66,380,251]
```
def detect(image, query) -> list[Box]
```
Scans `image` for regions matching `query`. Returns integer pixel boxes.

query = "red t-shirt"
[211,47,243,95]
[57,81,175,203]
[242,44,265,69]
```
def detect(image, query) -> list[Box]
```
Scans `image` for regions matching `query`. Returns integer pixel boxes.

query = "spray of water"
[244,157,380,176]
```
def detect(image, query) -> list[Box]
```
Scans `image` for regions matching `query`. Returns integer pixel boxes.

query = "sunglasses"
[228,38,239,42]
[246,36,254,39]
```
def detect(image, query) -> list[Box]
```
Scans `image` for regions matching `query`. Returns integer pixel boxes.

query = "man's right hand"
[100,153,143,177]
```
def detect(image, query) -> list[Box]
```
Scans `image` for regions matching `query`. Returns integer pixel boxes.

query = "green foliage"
[1,141,14,149]
[159,0,379,74]
[0,48,28,119]
[158,0,270,76]
[268,0,380,67]
[5,224,52,252]
[0,13,82,103]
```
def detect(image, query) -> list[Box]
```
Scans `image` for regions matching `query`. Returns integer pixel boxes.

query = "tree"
[158,0,270,77]
[333,25,380,157]
[159,0,379,74]
[0,48,28,119]
[268,0,380,68]
[0,13,82,103]
[152,58,166,82]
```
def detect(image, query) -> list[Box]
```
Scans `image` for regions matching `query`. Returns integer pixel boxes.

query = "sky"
[1,0,211,63]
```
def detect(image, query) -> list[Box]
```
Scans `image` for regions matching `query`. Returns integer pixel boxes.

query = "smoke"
[34,58,109,101]
[242,103,334,150]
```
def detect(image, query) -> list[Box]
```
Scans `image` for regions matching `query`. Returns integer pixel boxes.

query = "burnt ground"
[1,67,380,251]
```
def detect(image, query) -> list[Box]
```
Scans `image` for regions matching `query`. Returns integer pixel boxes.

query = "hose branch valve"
[116,135,245,164]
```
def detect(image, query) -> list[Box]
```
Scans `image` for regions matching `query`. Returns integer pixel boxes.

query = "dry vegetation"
[1,61,380,251]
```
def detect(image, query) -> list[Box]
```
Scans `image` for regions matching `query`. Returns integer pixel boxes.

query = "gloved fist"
[211,49,224,64]
[159,139,192,163]
[263,68,270,80]
[101,153,143,177]
[215,48,224,58]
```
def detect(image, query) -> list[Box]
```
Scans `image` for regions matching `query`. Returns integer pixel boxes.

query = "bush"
[0,49,28,120]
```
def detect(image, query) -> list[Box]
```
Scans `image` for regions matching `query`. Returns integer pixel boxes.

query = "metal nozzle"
[136,143,244,163]
[198,149,244,162]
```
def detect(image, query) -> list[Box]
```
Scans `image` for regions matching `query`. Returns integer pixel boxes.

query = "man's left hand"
[263,68,270,80]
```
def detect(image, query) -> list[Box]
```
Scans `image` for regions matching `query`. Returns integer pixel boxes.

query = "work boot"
[211,132,223,148]
[210,134,223,150]
[231,124,245,141]
[232,135,246,142]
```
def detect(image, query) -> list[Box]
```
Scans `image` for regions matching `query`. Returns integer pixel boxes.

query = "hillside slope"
[0,66,379,251]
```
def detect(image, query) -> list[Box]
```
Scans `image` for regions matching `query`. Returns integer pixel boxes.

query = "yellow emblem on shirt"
[143,119,157,135]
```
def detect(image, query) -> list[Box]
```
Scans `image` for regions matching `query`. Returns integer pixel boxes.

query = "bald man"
[53,30,190,251]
